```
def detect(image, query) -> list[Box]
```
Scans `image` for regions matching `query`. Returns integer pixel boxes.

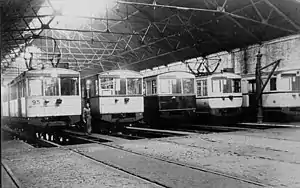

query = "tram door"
[248,79,257,109]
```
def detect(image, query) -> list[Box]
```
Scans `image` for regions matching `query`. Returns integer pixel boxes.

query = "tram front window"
[182,78,194,94]
[44,78,59,96]
[61,77,79,96]
[100,77,126,95]
[29,79,43,96]
[127,78,142,95]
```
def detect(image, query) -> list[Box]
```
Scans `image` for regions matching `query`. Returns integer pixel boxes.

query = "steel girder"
[1,0,300,78]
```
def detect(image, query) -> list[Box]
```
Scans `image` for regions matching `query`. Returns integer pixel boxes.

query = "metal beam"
[121,45,191,68]
[264,0,300,31]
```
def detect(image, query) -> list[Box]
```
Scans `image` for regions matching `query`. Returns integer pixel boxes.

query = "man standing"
[82,102,92,135]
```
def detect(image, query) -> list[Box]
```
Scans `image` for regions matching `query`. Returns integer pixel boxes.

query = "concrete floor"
[2,125,300,188]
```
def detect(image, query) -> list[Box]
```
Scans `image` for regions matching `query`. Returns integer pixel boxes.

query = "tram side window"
[270,78,277,91]
[182,78,194,94]
[248,80,256,93]
[160,79,171,94]
[29,79,43,96]
[212,79,222,93]
[152,80,157,94]
[222,79,231,93]
[13,85,18,99]
[81,80,86,98]
[146,80,152,95]
[2,89,7,102]
[18,82,22,98]
[197,80,207,96]
[22,80,26,97]
[89,79,96,97]
[127,78,142,95]
[174,79,182,94]
[233,79,241,93]
[292,75,300,91]
[44,78,59,96]
[281,76,292,91]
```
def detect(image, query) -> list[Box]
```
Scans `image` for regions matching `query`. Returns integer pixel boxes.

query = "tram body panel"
[26,96,81,117]
[98,96,144,114]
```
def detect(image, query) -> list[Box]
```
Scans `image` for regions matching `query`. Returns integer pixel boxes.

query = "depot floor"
[2,124,300,188]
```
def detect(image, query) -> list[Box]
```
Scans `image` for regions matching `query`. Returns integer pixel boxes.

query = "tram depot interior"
[1,0,300,188]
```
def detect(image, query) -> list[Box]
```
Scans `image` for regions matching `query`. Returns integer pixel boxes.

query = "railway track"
[1,162,23,188]
[63,131,270,187]
[3,125,278,187]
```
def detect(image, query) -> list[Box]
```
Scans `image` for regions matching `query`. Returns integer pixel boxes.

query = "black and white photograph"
[1,0,300,187]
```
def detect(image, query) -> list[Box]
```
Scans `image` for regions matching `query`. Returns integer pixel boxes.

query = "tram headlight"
[124,98,130,103]
[56,98,62,105]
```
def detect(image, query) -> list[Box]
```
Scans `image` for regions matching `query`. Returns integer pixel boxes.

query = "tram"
[241,68,300,122]
[143,71,197,127]
[81,70,144,131]
[2,67,82,130]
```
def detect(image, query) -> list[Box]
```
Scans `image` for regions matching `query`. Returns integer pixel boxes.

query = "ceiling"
[1,0,300,82]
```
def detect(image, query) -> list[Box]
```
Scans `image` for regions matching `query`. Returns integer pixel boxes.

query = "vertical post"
[256,50,263,123]
[0,6,3,118]
[0,6,2,68]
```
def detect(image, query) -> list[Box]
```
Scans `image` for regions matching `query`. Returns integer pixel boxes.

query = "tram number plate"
[32,100,41,105]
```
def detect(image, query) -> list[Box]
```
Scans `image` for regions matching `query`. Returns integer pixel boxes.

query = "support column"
[0,6,2,66]
[0,6,3,118]
[256,51,263,123]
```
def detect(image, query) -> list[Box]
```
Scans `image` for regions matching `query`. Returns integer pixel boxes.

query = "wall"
[140,34,300,76]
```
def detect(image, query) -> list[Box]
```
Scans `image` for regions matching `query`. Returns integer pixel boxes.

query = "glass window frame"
[127,77,143,95]
[270,77,277,91]
[60,77,80,96]
[28,78,43,97]
[232,79,241,93]
[43,77,60,96]
[182,78,194,94]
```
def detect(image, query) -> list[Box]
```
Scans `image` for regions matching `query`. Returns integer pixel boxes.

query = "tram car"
[241,68,300,122]
[2,67,82,131]
[143,71,196,127]
[195,72,243,123]
[81,70,144,131]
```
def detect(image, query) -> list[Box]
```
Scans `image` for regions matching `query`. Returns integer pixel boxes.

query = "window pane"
[146,81,152,95]
[23,80,26,97]
[18,82,22,98]
[29,79,42,96]
[116,78,126,95]
[248,80,256,93]
[44,78,59,96]
[182,78,194,94]
[95,79,99,95]
[233,79,241,93]
[203,80,207,96]
[281,77,291,90]
[173,79,182,94]
[81,80,86,98]
[270,78,277,91]
[196,80,202,96]
[152,80,157,94]
[160,79,171,94]
[127,78,142,95]
[61,77,79,96]
[101,78,114,89]
[292,76,300,91]
[212,80,221,93]
[222,79,231,93]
